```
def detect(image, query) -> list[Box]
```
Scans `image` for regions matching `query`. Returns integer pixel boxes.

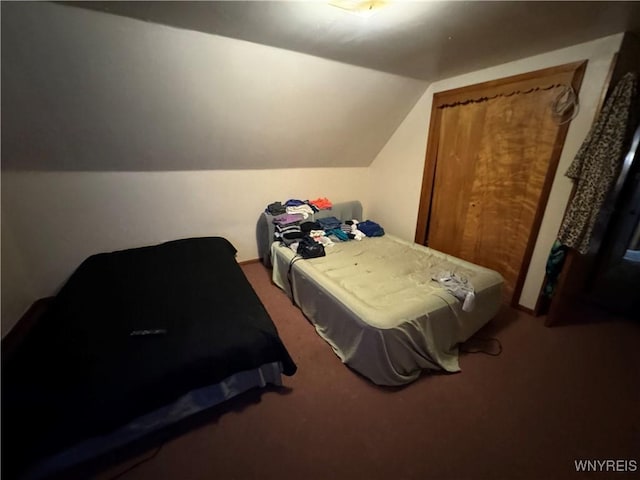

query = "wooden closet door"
[429,89,560,302]
[417,62,587,305]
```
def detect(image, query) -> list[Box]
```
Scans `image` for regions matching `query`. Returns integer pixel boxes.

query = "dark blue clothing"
[317,216,342,230]
[357,220,385,237]
[284,199,306,207]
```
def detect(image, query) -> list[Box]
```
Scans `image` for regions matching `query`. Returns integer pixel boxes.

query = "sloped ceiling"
[68,1,640,81]
[2,1,639,171]
[1,2,426,171]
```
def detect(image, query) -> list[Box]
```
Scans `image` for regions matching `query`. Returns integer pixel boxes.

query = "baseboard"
[513,303,535,316]
[238,258,261,266]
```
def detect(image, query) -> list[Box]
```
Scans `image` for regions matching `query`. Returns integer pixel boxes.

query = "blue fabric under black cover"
[2,237,296,478]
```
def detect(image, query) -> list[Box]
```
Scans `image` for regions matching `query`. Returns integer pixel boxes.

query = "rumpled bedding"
[272,234,503,385]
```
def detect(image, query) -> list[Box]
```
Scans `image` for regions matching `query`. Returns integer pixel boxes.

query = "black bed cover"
[2,237,296,477]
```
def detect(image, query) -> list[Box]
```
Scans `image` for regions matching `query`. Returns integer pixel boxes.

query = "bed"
[2,237,296,479]
[261,201,503,386]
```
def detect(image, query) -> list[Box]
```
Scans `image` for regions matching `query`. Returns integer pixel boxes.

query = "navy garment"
[357,220,385,237]
[284,199,306,207]
[317,216,342,230]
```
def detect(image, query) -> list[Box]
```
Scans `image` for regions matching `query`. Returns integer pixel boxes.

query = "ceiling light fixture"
[328,0,389,18]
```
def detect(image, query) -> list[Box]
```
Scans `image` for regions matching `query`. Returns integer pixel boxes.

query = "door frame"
[414,61,587,309]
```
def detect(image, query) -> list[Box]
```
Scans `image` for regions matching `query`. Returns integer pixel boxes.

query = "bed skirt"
[24,362,284,480]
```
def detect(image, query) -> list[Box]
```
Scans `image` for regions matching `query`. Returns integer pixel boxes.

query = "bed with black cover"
[2,237,296,480]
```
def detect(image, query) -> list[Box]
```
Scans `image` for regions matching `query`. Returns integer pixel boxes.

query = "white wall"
[2,2,427,171]
[1,0,419,333]
[0,168,370,334]
[1,2,426,171]
[367,34,624,310]
[0,2,625,334]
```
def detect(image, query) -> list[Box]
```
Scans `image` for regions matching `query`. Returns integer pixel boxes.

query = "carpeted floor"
[92,262,640,480]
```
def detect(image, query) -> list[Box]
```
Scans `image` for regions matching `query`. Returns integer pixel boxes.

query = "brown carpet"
[92,262,640,480]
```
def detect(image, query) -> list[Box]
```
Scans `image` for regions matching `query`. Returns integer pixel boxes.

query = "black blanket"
[2,237,296,477]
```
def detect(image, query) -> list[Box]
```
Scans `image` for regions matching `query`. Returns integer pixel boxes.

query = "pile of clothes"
[271,211,385,256]
[265,198,334,219]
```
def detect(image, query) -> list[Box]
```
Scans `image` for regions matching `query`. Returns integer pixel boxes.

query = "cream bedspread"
[272,234,503,385]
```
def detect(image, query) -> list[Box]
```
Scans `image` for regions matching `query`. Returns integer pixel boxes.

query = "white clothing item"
[346,219,366,241]
[286,205,314,219]
[432,271,476,312]
[316,236,334,247]
[352,230,366,241]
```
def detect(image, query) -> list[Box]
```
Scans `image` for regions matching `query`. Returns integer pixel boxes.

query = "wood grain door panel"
[418,62,587,305]
[428,102,488,257]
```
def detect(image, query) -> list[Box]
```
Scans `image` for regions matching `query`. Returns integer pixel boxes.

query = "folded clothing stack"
[316,216,342,230]
[275,224,305,245]
[265,197,334,217]
[300,221,322,233]
[286,204,315,219]
[340,220,365,241]
[272,212,304,245]
[340,221,354,234]
[268,200,386,250]
[273,213,304,226]
[326,228,349,241]
[265,201,286,216]
[309,197,333,210]
[284,199,306,207]
[356,220,385,237]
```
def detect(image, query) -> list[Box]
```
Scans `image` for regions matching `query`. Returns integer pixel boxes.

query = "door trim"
[414,61,587,308]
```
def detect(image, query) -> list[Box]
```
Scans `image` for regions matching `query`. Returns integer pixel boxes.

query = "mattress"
[272,234,503,385]
[2,237,296,479]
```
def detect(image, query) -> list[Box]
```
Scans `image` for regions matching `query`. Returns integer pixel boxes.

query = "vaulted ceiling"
[2,2,426,171]
[69,1,640,82]
[2,1,639,171]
